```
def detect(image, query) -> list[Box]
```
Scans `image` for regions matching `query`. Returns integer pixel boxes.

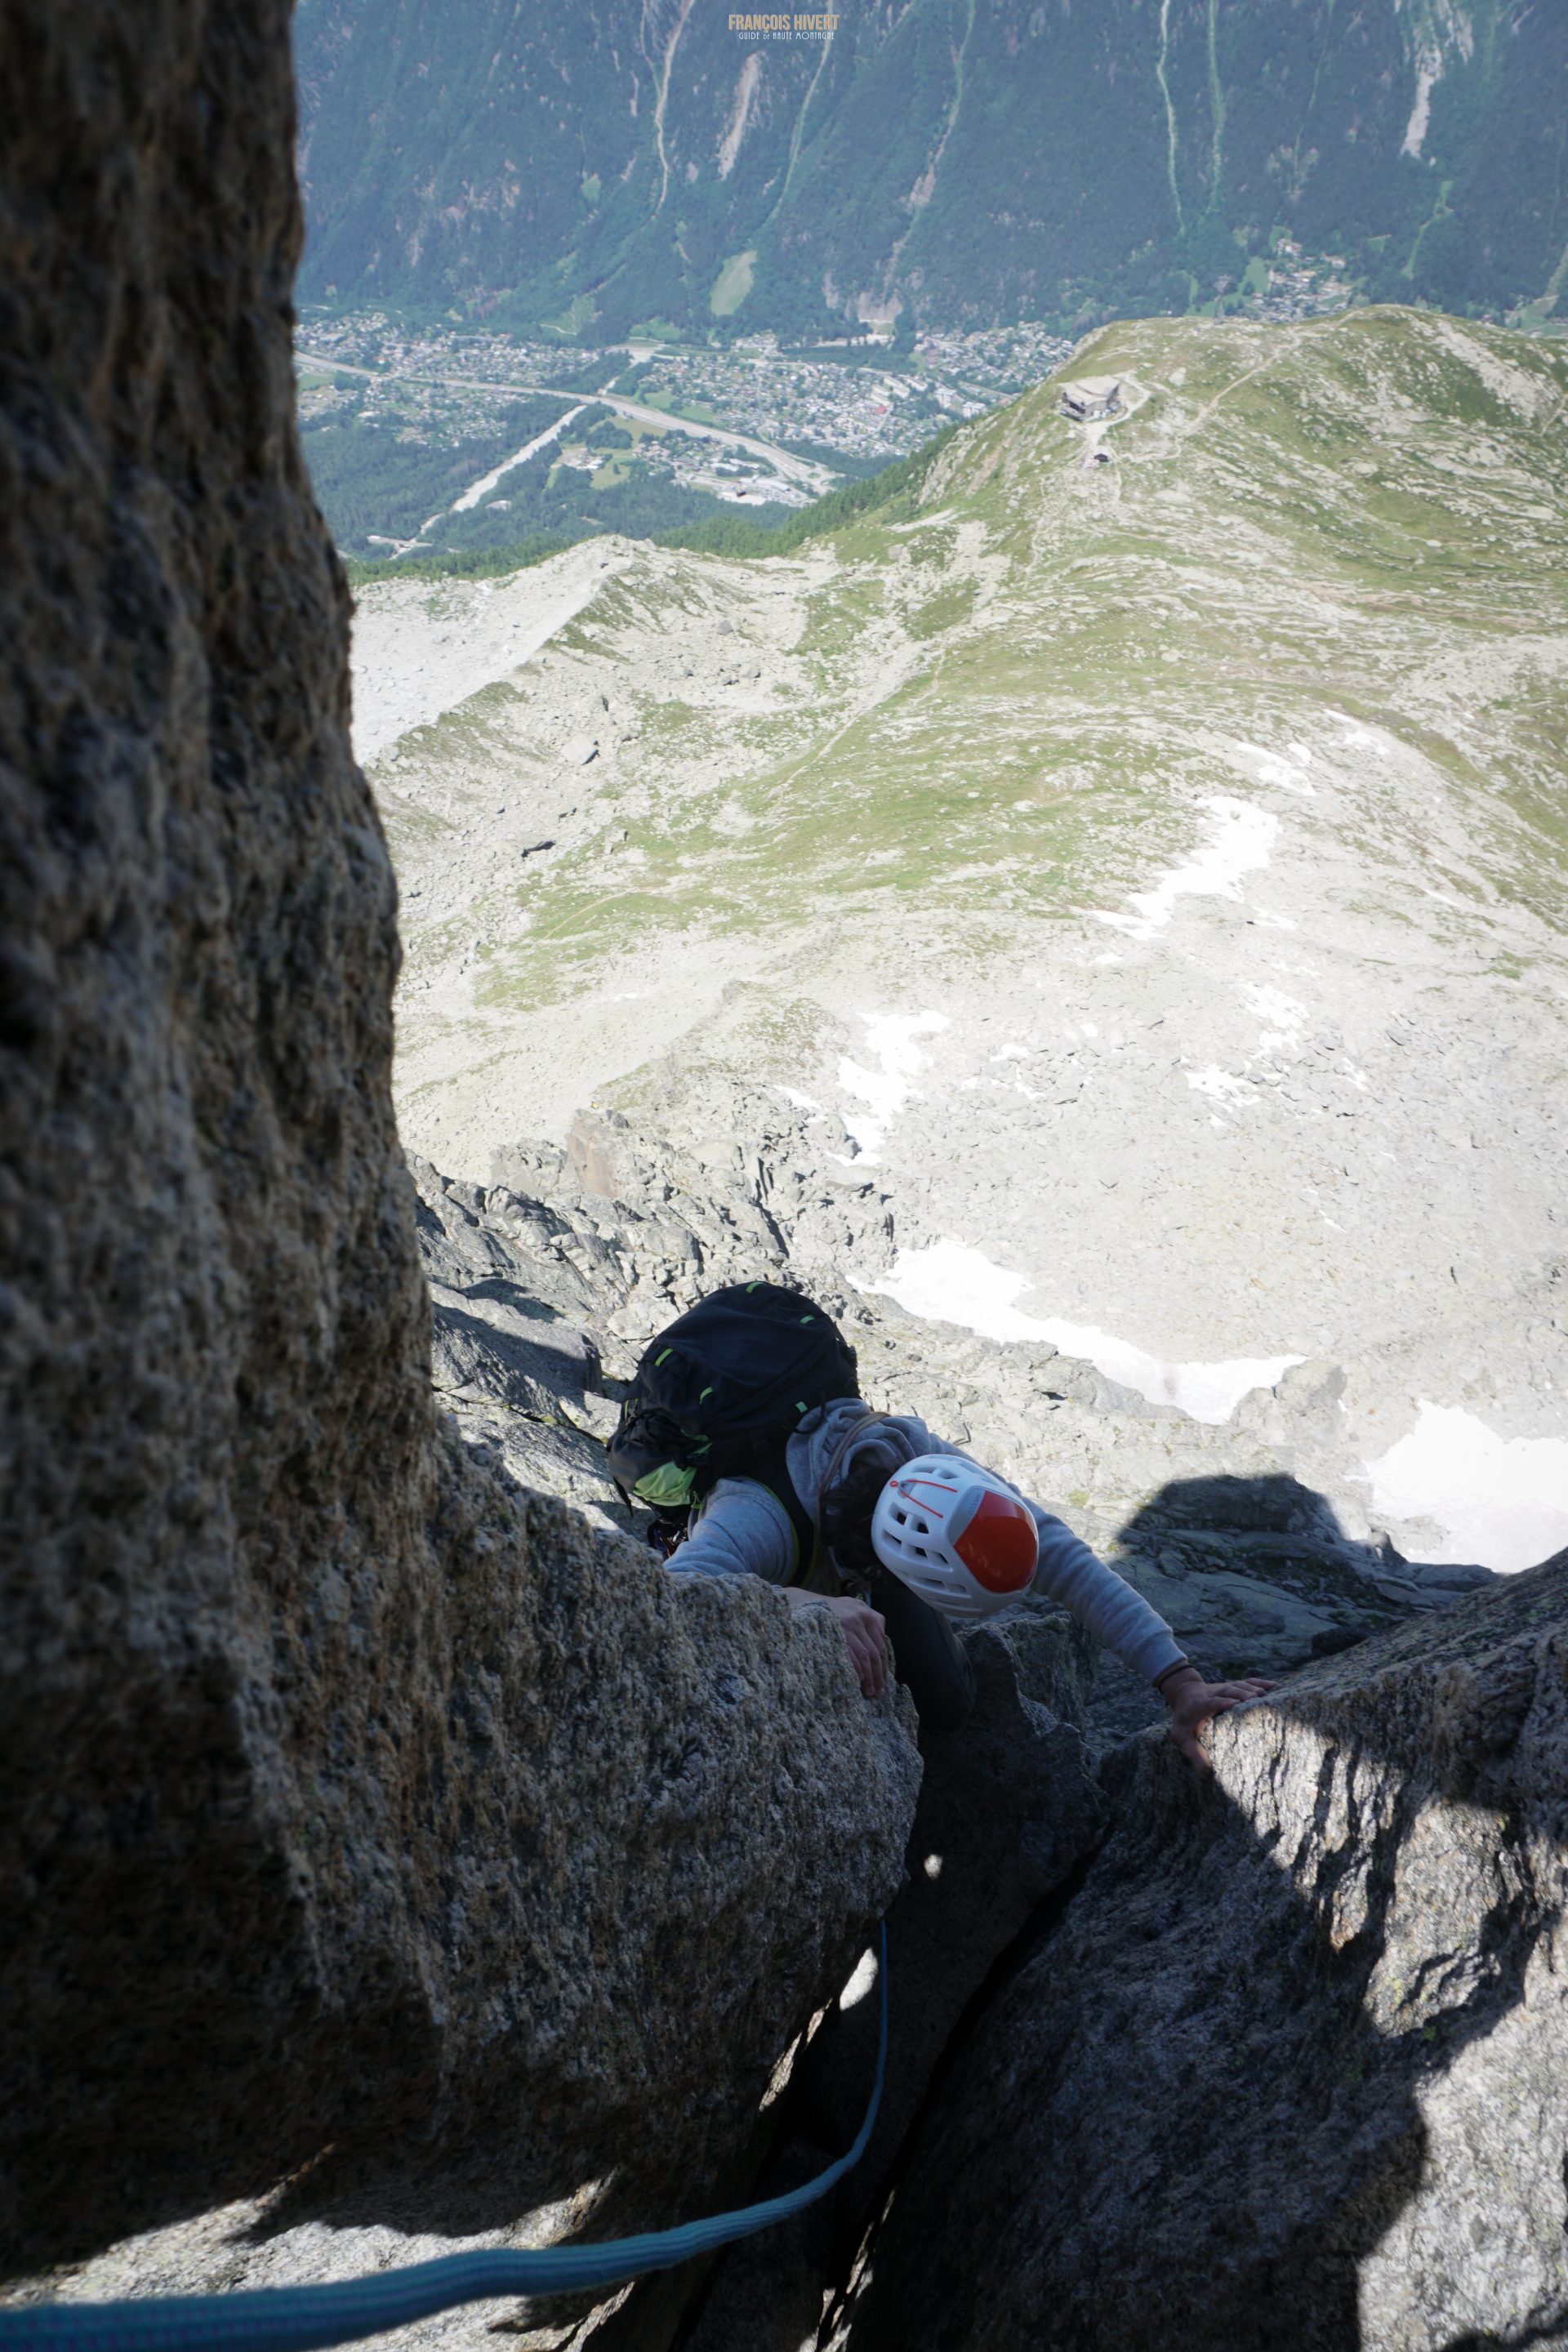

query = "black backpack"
[608,1283,860,1575]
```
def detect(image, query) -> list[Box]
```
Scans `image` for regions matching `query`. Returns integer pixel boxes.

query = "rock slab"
[832,1552,1568,2352]
[683,1600,1105,2350]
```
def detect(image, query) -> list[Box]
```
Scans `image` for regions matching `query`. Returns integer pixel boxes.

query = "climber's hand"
[788,1589,888,1698]
[1159,1664,1275,1772]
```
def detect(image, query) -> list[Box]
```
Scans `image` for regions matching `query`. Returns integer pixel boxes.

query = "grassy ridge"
[342,532,577,588]
[341,421,963,586]
[376,311,1568,1034]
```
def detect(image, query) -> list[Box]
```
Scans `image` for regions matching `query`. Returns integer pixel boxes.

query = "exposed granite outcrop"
[0,0,920,2298]
[684,1600,1106,2352]
[830,1552,1568,2352]
[400,1102,1554,2349]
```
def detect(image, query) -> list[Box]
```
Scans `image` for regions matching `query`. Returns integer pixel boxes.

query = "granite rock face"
[405,1105,1568,2351]
[0,0,920,2293]
[684,1601,1107,2352]
[831,1553,1568,2352]
[788,1603,1105,2223]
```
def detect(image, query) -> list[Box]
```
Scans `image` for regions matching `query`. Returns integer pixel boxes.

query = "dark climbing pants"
[869,1570,975,1735]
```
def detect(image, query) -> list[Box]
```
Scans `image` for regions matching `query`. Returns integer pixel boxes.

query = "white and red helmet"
[870,1457,1039,1620]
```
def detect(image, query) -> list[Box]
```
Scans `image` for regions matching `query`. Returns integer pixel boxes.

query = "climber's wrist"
[1154,1661,1200,1707]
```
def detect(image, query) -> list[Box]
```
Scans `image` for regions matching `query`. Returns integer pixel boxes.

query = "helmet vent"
[870,1454,1039,1619]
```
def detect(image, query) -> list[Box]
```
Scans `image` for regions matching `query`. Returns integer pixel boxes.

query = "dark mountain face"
[293,0,1568,339]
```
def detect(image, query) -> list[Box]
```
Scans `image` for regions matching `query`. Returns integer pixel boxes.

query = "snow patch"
[870,1239,1302,1424]
[1238,742,1316,798]
[1187,1064,1256,1108]
[1334,716,1392,759]
[838,1012,949,1158]
[1094,798,1278,940]
[1245,984,1308,1054]
[1368,1402,1568,1575]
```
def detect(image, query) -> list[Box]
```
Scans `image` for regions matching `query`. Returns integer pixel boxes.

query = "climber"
[608,1282,1273,1766]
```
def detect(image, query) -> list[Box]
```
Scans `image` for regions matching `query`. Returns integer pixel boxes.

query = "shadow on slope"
[1088,1471,1494,1749]
[829,1535,1568,2352]
[645,1474,1524,2352]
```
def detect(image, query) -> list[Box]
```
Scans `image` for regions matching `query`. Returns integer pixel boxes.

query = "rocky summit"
[2,7,1567,2352]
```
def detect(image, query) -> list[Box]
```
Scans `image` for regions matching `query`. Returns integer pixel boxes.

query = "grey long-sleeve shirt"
[668,1396,1186,1687]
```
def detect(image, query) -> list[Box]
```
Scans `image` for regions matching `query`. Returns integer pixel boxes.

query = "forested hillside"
[293,0,1568,341]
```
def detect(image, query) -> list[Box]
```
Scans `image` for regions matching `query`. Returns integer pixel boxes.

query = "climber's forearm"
[1028,1512,1186,1683]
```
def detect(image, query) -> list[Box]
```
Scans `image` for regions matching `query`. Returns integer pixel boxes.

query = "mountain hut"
[1058,376,1123,421]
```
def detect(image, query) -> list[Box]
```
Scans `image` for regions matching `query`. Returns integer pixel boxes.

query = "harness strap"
[739,1429,820,1584]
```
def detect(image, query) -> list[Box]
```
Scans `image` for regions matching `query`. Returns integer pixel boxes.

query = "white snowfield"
[1369,1405,1568,1576]
[871,1234,1568,1572]
[1094,797,1278,940]
[838,1012,950,1158]
[870,1238,1303,1426]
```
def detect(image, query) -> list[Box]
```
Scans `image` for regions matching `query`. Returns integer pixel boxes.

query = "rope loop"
[2,1925,889,2352]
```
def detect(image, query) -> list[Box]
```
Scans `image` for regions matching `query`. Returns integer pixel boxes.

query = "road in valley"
[297,352,839,504]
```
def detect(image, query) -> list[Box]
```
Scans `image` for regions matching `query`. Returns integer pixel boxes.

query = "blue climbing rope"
[1,1925,888,2352]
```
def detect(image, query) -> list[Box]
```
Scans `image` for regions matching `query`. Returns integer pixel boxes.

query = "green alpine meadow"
[363,309,1567,1152]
